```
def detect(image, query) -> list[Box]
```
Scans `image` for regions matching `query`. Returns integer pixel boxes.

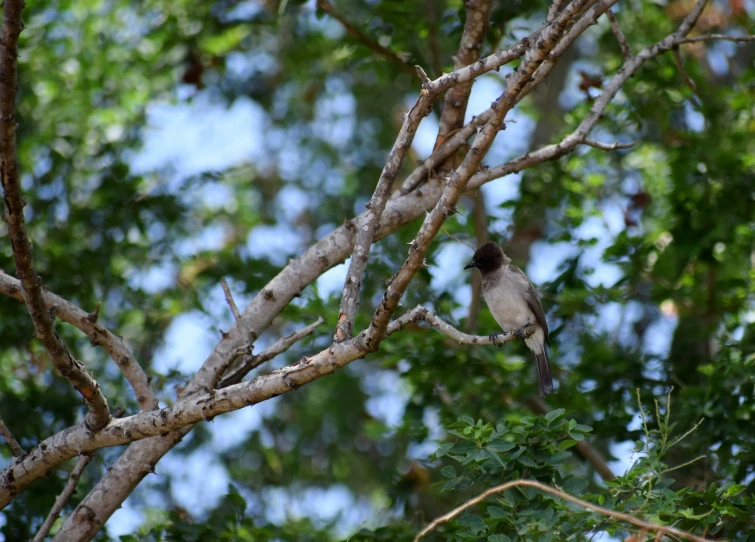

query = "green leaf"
[496,418,507,434]
[441,466,456,479]
[487,439,516,453]
[545,408,565,423]
[436,443,454,457]
[558,439,578,449]
[487,506,507,519]
[457,514,486,533]
[517,456,538,468]
[726,484,746,497]
[546,451,572,465]
[458,415,475,425]
[488,535,512,542]
[562,477,589,494]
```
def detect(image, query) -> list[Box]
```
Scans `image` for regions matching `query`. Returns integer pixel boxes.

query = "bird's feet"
[489,332,505,347]
[514,326,528,340]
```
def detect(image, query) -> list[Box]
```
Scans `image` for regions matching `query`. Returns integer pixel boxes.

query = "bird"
[464,241,553,396]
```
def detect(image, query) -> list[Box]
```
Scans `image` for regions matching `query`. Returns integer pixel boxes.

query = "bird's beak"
[464,261,478,270]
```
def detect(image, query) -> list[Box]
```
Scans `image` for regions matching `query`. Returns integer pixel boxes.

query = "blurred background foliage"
[0,0,754,540]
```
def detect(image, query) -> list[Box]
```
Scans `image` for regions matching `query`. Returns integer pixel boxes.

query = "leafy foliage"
[1,0,754,540]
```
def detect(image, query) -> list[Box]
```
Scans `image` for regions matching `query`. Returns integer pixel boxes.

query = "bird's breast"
[482,273,535,331]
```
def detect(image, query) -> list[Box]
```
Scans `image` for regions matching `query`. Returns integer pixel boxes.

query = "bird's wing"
[509,265,550,346]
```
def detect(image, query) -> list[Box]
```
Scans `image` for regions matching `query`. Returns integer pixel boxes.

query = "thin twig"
[582,138,639,151]
[0,416,25,457]
[675,34,755,45]
[33,454,94,542]
[219,316,324,387]
[385,305,534,345]
[0,271,157,412]
[315,0,416,77]
[413,479,715,542]
[0,0,111,430]
[469,0,711,191]
[394,111,492,198]
[672,47,699,97]
[220,279,241,323]
[606,10,633,59]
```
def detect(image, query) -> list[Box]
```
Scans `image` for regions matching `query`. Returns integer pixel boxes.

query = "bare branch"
[0,1,111,430]
[546,0,565,24]
[334,71,436,342]
[0,308,529,507]
[0,416,25,457]
[364,0,593,348]
[523,0,620,97]
[581,138,638,151]
[433,0,493,167]
[414,479,715,542]
[315,0,416,77]
[33,454,94,542]
[472,0,712,191]
[49,1,723,536]
[395,111,492,197]
[386,305,534,345]
[334,2,509,342]
[526,396,616,481]
[672,47,699,97]
[220,316,324,387]
[674,34,755,45]
[220,279,241,323]
[606,9,633,59]
[0,271,157,412]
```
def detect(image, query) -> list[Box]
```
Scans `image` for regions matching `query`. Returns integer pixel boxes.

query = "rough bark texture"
[0,0,111,431]
[0,1,743,539]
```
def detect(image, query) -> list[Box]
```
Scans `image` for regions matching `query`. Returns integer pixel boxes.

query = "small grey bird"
[464,241,553,396]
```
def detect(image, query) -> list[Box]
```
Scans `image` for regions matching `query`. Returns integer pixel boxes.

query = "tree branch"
[32,454,94,542]
[581,138,638,151]
[606,9,633,59]
[0,416,25,457]
[0,271,157,412]
[546,0,565,24]
[385,305,535,345]
[0,0,111,430]
[220,279,241,323]
[394,111,492,198]
[470,0,711,191]
[220,316,324,387]
[0,306,533,509]
[433,0,493,165]
[315,0,416,77]
[413,479,715,542]
[672,47,699,97]
[674,34,755,45]
[334,64,436,342]
[364,0,593,349]
[49,1,730,537]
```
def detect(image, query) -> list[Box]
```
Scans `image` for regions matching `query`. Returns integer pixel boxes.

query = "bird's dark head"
[464,242,510,273]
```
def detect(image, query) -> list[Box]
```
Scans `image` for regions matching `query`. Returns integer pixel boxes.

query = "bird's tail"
[535,348,553,396]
